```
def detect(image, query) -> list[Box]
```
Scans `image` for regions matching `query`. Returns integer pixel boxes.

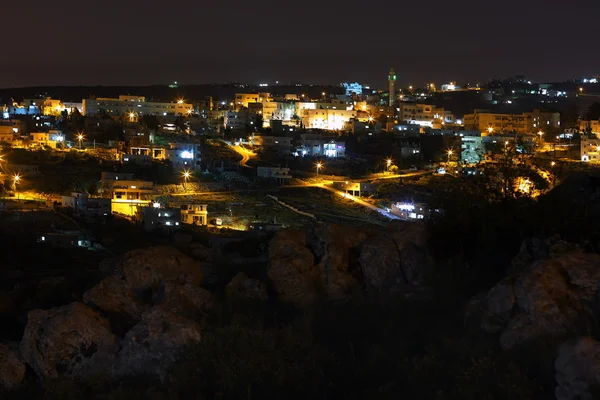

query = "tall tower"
[388,68,397,107]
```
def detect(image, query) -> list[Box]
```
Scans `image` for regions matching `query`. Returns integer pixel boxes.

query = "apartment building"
[83,95,193,117]
[464,109,560,135]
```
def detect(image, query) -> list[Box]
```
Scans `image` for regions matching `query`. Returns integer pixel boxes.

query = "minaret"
[388,68,397,107]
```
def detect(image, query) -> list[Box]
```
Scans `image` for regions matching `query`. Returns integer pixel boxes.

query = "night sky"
[2,0,599,88]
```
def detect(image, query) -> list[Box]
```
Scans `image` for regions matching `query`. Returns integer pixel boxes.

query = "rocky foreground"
[1,222,600,399]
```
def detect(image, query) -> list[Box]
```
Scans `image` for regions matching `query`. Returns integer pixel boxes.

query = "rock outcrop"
[119,246,204,290]
[226,272,268,301]
[267,230,316,307]
[555,337,600,400]
[267,223,434,305]
[360,221,432,294]
[116,308,202,380]
[84,246,206,323]
[153,281,213,320]
[20,302,119,379]
[510,236,577,273]
[0,343,25,389]
[474,253,600,350]
[83,275,143,322]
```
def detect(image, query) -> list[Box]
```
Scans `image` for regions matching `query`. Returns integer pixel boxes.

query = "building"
[0,120,20,142]
[388,68,397,107]
[257,166,292,184]
[581,135,600,162]
[105,179,154,216]
[332,181,377,197]
[323,140,345,157]
[250,135,293,154]
[464,110,560,135]
[166,142,202,170]
[343,82,363,96]
[138,206,181,232]
[301,109,356,130]
[579,120,600,134]
[461,136,484,164]
[295,134,345,157]
[82,95,193,117]
[180,203,208,226]
[397,102,445,128]
[61,192,111,220]
[523,110,561,132]
[391,202,428,220]
[234,93,270,108]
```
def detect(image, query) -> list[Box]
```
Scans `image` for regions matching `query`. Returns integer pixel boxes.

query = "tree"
[585,102,600,120]
[142,115,160,131]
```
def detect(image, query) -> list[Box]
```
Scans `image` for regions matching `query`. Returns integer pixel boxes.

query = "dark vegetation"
[2,172,600,399]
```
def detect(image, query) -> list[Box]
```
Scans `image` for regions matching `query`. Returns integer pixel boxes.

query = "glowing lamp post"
[182,170,191,190]
[538,131,544,141]
[386,158,392,173]
[487,127,493,134]
[447,149,453,164]
[13,175,20,200]
[316,162,322,177]
[77,133,84,150]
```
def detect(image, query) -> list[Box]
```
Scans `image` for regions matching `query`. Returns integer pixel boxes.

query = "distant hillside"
[0,84,344,104]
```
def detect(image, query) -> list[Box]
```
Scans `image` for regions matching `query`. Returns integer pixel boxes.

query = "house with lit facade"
[581,135,600,162]
[180,203,208,226]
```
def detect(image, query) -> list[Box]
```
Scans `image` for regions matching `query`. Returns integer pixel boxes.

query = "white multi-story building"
[301,109,357,130]
[181,203,208,225]
[83,95,193,117]
[167,142,202,170]
[257,167,292,184]
[581,136,600,162]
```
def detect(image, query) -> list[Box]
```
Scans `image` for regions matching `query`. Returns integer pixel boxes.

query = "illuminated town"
[2,71,600,398]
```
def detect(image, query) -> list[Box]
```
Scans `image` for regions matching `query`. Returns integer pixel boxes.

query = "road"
[224,141,256,168]
[315,183,403,220]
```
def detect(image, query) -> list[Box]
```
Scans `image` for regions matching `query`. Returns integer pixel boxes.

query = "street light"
[182,170,191,190]
[538,130,544,140]
[77,133,84,149]
[316,162,323,177]
[447,149,453,164]
[551,161,556,167]
[386,158,392,173]
[13,174,20,200]
[487,127,494,134]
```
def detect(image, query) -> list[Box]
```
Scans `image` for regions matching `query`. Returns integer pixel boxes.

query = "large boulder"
[555,337,600,400]
[20,302,118,379]
[83,275,143,322]
[118,246,204,291]
[481,282,516,333]
[84,247,207,323]
[0,343,25,389]
[153,281,214,320]
[225,272,268,301]
[473,253,600,350]
[267,230,316,307]
[308,224,373,272]
[116,308,202,380]
[359,222,432,294]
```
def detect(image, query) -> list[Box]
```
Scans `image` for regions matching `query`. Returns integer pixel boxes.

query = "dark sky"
[2,0,599,88]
